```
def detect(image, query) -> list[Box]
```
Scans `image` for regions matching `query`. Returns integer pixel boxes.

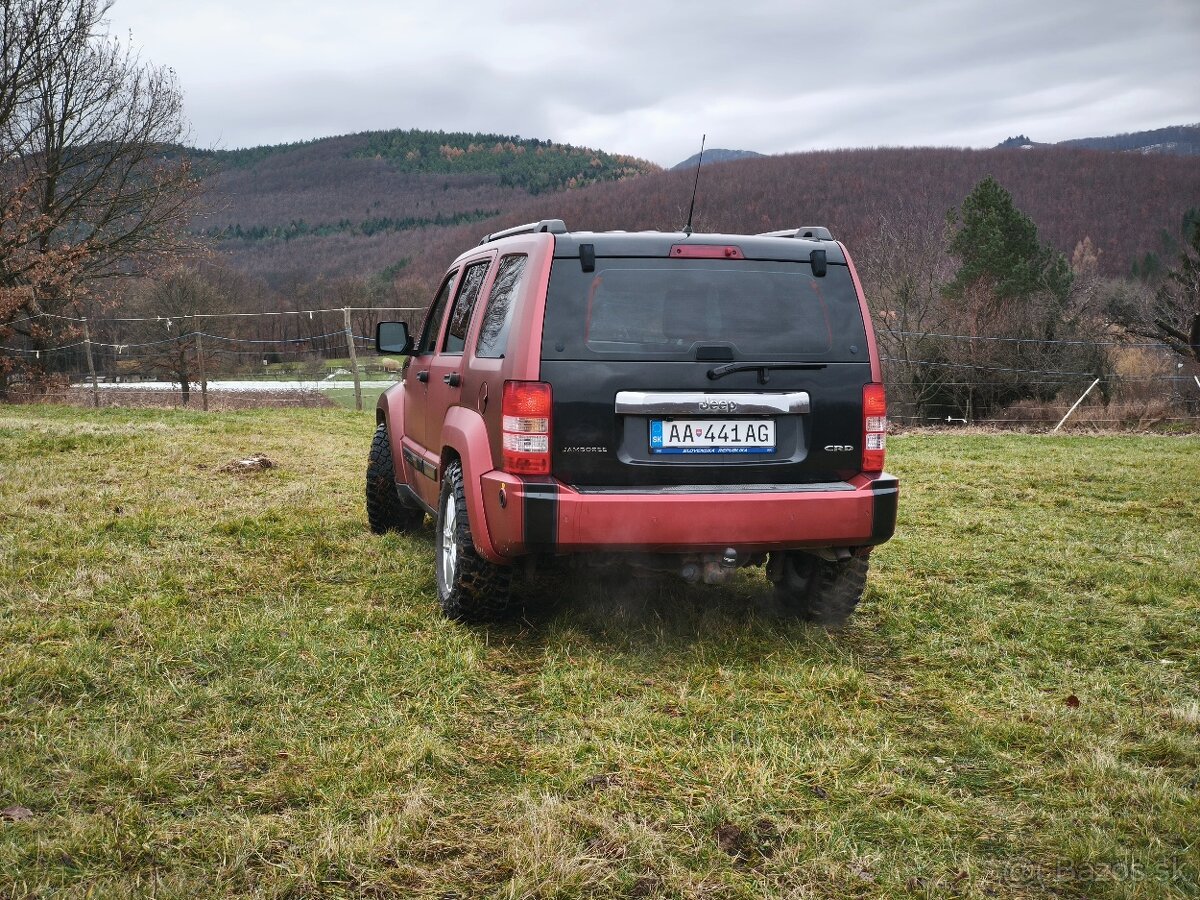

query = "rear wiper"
[707,362,827,384]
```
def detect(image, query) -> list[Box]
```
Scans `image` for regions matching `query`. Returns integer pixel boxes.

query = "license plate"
[650,419,775,454]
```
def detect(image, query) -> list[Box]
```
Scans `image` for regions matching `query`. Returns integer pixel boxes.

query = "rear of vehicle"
[478,230,898,623]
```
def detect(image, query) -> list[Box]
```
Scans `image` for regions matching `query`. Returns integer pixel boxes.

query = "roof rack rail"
[758,226,834,241]
[479,219,567,245]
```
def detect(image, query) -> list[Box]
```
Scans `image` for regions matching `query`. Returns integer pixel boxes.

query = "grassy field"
[1,406,1197,899]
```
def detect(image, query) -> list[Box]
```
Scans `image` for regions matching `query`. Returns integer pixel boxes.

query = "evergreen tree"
[945,175,1072,311]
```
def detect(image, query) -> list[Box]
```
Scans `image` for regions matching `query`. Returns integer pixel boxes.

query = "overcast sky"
[105,0,1200,167]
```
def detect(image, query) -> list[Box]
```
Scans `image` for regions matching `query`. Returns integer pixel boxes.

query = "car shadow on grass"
[491,563,866,659]
[399,524,872,662]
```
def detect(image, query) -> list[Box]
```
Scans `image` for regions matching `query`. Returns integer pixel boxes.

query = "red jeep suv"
[368,220,898,625]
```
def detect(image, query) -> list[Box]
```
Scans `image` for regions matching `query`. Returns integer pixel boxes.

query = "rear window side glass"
[443,261,490,354]
[475,254,528,359]
[417,271,457,355]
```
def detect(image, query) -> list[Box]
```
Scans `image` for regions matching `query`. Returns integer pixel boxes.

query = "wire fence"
[2,307,1199,430]
[875,325,1200,431]
[1,306,425,411]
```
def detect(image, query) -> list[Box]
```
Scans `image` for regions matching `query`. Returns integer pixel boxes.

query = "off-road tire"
[435,460,513,622]
[772,551,869,627]
[366,423,423,534]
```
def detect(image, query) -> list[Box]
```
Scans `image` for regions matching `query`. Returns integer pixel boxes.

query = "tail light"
[502,381,552,475]
[863,383,887,473]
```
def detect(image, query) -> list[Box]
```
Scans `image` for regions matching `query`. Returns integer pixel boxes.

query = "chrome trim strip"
[614,391,810,416]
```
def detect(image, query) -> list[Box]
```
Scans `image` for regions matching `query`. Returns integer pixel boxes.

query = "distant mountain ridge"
[671,148,764,170]
[996,124,1200,156]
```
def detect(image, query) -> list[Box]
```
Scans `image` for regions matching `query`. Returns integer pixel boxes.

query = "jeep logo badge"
[698,399,737,413]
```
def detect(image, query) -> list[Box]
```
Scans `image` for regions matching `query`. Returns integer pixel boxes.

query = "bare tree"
[1,1,103,145]
[1111,222,1200,364]
[126,266,226,405]
[1,0,202,395]
[855,210,958,420]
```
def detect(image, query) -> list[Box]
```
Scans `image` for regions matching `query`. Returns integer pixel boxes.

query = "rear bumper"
[478,471,898,559]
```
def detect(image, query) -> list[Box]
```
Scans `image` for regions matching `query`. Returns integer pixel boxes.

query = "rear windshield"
[541,258,867,362]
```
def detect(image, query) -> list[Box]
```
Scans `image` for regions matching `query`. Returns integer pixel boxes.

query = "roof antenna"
[682,133,706,236]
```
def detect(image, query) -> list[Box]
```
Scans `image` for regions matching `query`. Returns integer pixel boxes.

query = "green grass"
[1,407,1197,898]
[322,385,393,411]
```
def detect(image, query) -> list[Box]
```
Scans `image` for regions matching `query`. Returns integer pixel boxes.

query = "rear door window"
[443,261,491,354]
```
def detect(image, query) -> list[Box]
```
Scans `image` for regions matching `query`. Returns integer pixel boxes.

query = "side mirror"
[376,321,413,354]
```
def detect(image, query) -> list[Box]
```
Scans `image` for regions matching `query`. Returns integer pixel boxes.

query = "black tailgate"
[538,252,872,489]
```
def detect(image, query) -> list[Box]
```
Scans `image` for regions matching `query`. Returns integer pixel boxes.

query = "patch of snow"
[73,380,397,392]
[1134,142,1179,154]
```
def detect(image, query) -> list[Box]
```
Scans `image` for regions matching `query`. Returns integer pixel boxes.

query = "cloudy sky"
[105,0,1199,167]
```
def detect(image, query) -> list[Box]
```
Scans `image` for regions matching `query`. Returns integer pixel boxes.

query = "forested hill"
[190,129,659,285]
[196,129,657,193]
[407,145,1200,283]
[191,132,1199,291]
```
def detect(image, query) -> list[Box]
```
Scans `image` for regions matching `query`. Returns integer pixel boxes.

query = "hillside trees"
[349,129,658,194]
[198,136,1199,292]
[0,0,202,396]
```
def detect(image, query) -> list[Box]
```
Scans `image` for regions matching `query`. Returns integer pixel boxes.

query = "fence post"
[1052,378,1100,433]
[82,317,99,409]
[196,329,208,411]
[343,307,362,411]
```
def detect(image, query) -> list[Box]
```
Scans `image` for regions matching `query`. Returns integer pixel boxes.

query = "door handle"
[416,370,429,383]
[443,373,461,387]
